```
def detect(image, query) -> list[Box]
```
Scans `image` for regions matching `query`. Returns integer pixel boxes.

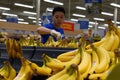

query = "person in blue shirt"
[37,6,65,43]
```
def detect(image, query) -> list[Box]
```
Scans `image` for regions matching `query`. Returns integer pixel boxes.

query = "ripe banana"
[6,61,16,80]
[14,58,34,80]
[78,50,90,74]
[42,54,65,70]
[30,61,52,76]
[88,50,99,74]
[46,64,75,80]
[88,63,115,80]
[95,46,110,73]
[100,31,115,51]
[81,53,91,79]
[57,49,78,62]
[110,31,119,51]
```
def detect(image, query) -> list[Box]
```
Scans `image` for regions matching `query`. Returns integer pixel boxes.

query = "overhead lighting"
[0,19,6,22]
[46,8,53,12]
[70,18,78,22]
[101,12,113,16]
[33,20,41,23]
[44,0,64,5]
[112,20,120,24]
[2,12,18,17]
[14,3,33,8]
[98,26,106,29]
[89,25,93,28]
[18,18,24,21]
[94,17,105,21]
[18,21,29,24]
[28,17,41,20]
[76,6,86,10]
[72,13,86,17]
[104,24,108,26]
[23,11,37,15]
[89,21,98,25]
[0,7,10,10]
[110,3,120,8]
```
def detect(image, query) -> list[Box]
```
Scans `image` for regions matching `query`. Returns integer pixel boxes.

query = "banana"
[42,54,65,70]
[95,46,110,73]
[0,61,10,79]
[6,61,16,80]
[88,50,99,74]
[30,61,52,76]
[81,53,91,79]
[110,31,119,51]
[88,63,115,80]
[14,58,34,80]
[56,64,77,80]
[78,49,90,74]
[46,64,74,80]
[100,31,115,51]
[85,30,110,50]
[62,49,81,67]
[57,49,78,62]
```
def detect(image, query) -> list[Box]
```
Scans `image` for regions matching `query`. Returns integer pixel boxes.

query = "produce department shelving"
[0,43,76,80]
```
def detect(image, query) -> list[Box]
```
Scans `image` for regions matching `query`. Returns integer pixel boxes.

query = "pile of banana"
[0,61,16,80]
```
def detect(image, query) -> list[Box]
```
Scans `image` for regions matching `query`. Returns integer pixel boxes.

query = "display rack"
[0,43,76,80]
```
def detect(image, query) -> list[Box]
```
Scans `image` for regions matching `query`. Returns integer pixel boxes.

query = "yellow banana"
[78,50,90,74]
[14,58,33,80]
[42,54,65,70]
[95,46,110,73]
[81,53,91,79]
[85,30,110,50]
[46,64,74,80]
[57,49,78,62]
[100,31,115,51]
[62,49,81,67]
[88,50,99,74]
[6,61,16,80]
[30,61,52,76]
[88,63,115,80]
[110,31,119,51]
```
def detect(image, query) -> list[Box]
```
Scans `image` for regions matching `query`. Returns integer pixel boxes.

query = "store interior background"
[0,0,120,38]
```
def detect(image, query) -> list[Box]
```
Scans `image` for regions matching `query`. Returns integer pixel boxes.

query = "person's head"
[52,6,65,28]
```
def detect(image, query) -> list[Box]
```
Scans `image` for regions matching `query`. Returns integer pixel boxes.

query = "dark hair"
[52,6,65,16]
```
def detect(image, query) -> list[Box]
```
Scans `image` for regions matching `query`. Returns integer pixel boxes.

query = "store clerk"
[37,6,65,43]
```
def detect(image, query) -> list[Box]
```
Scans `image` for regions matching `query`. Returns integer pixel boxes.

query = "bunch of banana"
[57,39,69,48]
[29,60,52,76]
[57,49,78,62]
[41,54,65,70]
[44,36,56,47]
[0,61,10,79]
[46,64,83,80]
[67,37,78,48]
[5,39,23,59]
[13,58,34,80]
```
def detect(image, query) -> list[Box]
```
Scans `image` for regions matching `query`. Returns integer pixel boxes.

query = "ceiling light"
[0,19,6,22]
[89,21,98,25]
[23,11,37,15]
[14,3,33,8]
[94,18,105,21]
[89,25,93,28]
[18,18,24,21]
[28,17,41,20]
[98,26,106,29]
[70,18,78,22]
[33,20,41,23]
[76,6,86,10]
[18,21,29,24]
[46,8,53,12]
[110,3,120,8]
[44,0,64,5]
[2,12,18,17]
[72,13,86,17]
[101,12,113,16]
[0,7,10,10]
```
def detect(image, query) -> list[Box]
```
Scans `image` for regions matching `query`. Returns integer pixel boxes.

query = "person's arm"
[37,26,51,35]
[37,26,62,40]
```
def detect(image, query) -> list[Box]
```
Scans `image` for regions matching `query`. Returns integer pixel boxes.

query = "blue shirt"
[41,23,65,43]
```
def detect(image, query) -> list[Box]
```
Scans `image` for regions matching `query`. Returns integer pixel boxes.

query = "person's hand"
[50,30,62,40]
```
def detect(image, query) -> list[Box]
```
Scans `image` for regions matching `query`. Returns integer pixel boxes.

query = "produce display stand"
[0,43,76,80]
